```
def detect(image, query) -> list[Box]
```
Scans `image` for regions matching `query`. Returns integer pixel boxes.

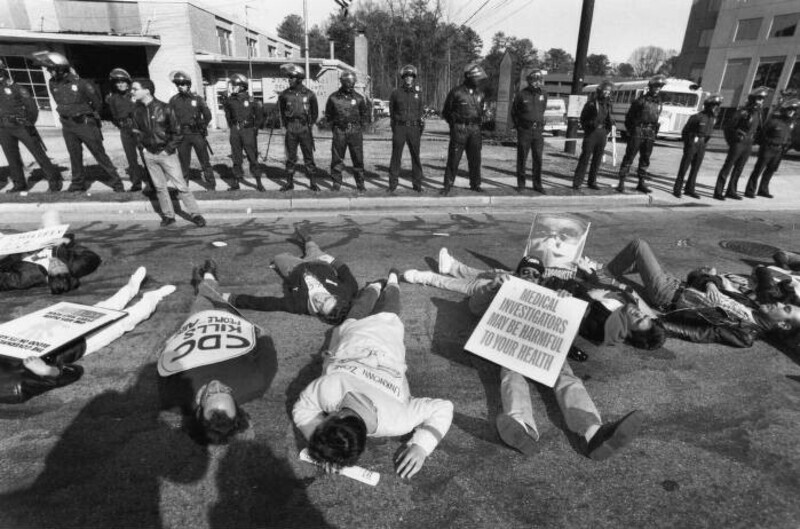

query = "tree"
[628,45,669,77]
[308,25,329,59]
[544,48,574,73]
[585,54,610,76]
[657,52,680,77]
[277,14,304,46]
[481,31,540,100]
[615,62,635,78]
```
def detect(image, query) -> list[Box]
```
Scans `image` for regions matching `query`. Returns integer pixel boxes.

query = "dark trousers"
[674,139,707,194]
[61,120,123,191]
[516,126,544,189]
[178,133,215,187]
[715,140,753,196]
[285,122,316,181]
[229,126,259,176]
[619,130,655,181]
[572,127,608,188]
[745,145,783,196]
[330,127,364,184]
[0,125,61,190]
[444,123,482,188]
[389,124,423,187]
[119,128,145,187]
[346,283,401,320]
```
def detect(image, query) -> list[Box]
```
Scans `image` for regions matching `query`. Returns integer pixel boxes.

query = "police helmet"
[109,68,132,82]
[749,86,770,99]
[596,80,615,93]
[229,74,249,88]
[400,64,418,78]
[648,74,667,87]
[703,93,723,107]
[779,98,800,113]
[32,51,70,69]
[526,69,544,82]
[340,71,357,87]
[170,70,192,85]
[281,63,305,79]
[463,62,488,82]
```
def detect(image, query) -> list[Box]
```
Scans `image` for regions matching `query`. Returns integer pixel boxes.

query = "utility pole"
[564,0,595,154]
[244,3,254,92]
[304,0,310,83]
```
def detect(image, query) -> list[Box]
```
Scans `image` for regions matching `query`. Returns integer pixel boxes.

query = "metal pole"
[564,0,595,154]
[304,0,310,83]
[245,5,253,93]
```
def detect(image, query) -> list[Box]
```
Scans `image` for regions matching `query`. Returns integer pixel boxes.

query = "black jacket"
[442,84,486,126]
[132,98,183,154]
[105,91,137,129]
[661,308,757,348]
[0,235,101,292]
[325,89,369,128]
[511,86,547,129]
[169,92,212,133]
[724,104,763,145]
[279,85,319,126]
[625,93,662,132]
[579,98,615,132]
[0,81,38,123]
[681,110,716,145]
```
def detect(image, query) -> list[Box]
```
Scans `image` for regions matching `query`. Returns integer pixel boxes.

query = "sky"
[202,0,693,64]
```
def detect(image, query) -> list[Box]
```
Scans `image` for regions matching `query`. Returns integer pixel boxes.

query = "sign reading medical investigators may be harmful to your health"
[465,277,588,387]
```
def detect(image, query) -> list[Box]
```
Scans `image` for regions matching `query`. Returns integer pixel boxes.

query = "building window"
[753,57,786,91]
[217,27,233,56]
[285,51,292,58]
[787,60,800,92]
[735,18,762,41]
[268,45,277,57]
[720,57,751,106]
[1,55,51,110]
[770,13,799,38]
[247,37,258,58]
[698,29,714,47]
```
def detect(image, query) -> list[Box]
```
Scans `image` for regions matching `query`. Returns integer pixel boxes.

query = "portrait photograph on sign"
[524,213,591,274]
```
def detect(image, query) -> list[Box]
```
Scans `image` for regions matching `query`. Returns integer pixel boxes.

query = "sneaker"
[191,260,219,293]
[160,217,177,228]
[388,267,402,282]
[199,259,218,280]
[585,410,643,461]
[438,248,453,276]
[403,269,422,283]
[496,413,539,457]
[191,215,207,227]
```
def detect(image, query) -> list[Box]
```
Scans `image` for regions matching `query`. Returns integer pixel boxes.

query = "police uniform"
[223,91,264,187]
[0,79,61,192]
[618,91,662,192]
[169,91,215,189]
[278,83,319,188]
[441,84,486,192]
[714,102,764,199]
[388,83,424,191]
[325,86,369,190]
[511,84,547,191]
[572,93,615,189]
[673,107,717,197]
[744,108,796,198]
[106,89,146,191]
[49,73,124,192]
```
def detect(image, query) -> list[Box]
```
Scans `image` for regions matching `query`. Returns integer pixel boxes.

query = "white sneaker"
[403,269,421,283]
[439,248,453,275]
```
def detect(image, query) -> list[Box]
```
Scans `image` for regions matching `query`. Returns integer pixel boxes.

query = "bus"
[582,78,703,139]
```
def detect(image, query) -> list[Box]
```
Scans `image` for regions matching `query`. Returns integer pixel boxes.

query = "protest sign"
[0,224,69,257]
[567,95,588,118]
[0,302,126,361]
[524,213,590,278]
[299,449,380,486]
[464,277,588,387]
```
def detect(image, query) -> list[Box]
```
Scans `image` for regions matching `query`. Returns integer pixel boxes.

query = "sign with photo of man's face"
[524,214,590,273]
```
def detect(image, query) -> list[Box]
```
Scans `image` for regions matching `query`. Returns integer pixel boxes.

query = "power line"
[460,0,493,26]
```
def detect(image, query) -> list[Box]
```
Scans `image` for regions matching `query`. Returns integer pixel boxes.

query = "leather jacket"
[660,307,758,348]
[0,81,38,123]
[132,98,183,154]
[106,91,137,129]
[325,88,369,129]
[442,84,485,125]
[724,104,763,144]
[580,98,615,132]
[625,93,662,132]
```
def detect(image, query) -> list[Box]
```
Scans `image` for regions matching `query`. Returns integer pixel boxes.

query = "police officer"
[572,80,616,190]
[617,74,665,194]
[511,69,547,193]
[388,64,425,193]
[168,71,216,190]
[223,74,264,191]
[33,51,125,193]
[278,63,319,192]
[441,62,488,195]
[673,93,722,199]
[714,86,768,200]
[0,59,62,192]
[744,98,799,199]
[106,68,148,193]
[325,70,369,192]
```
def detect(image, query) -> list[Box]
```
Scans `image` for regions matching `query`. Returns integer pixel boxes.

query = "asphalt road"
[1,208,799,529]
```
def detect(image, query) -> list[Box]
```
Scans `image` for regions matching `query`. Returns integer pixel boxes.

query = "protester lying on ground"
[774,250,800,273]
[403,248,643,459]
[0,267,174,404]
[158,260,274,444]
[293,271,453,479]
[0,233,101,294]
[600,239,800,347]
[683,261,799,307]
[222,224,358,325]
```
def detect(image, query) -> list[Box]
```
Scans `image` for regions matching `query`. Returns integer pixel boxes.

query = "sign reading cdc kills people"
[0,224,69,257]
[465,277,587,387]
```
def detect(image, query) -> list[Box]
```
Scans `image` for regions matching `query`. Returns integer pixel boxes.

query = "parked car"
[373,99,390,118]
[543,98,567,135]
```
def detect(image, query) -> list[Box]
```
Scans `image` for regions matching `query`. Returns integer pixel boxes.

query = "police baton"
[262,110,276,162]
[27,125,47,153]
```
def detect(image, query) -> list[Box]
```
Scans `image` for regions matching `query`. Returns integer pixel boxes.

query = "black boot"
[355,173,366,193]
[616,165,630,193]
[635,169,651,194]
[280,173,295,192]
[308,173,320,192]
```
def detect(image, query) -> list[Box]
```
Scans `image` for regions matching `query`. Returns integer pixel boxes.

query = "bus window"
[661,91,699,108]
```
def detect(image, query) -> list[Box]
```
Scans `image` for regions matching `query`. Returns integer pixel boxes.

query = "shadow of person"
[0,363,210,529]
[209,440,332,529]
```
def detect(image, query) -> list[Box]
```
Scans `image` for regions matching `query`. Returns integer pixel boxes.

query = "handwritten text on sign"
[465,277,587,387]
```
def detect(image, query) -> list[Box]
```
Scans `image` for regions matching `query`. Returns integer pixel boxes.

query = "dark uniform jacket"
[169,92,212,133]
[229,260,358,323]
[278,85,318,126]
[389,85,424,125]
[0,81,38,124]
[624,93,662,132]
[105,91,136,129]
[758,115,793,148]
[325,89,369,128]
[442,84,485,126]
[681,110,716,144]
[723,104,763,144]
[511,86,547,129]
[579,98,615,132]
[131,98,183,154]
[224,92,264,129]
[49,74,102,119]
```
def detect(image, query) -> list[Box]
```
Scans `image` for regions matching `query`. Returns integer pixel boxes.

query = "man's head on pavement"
[515,256,545,283]
[605,303,665,350]
[194,379,249,444]
[309,408,367,467]
[759,302,800,332]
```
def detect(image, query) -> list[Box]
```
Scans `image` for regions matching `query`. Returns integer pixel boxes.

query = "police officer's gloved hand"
[736,130,747,141]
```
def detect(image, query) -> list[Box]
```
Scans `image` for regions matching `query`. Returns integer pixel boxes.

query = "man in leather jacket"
[130,78,206,228]
[106,68,148,193]
[617,75,664,194]
[573,80,616,190]
[168,71,216,190]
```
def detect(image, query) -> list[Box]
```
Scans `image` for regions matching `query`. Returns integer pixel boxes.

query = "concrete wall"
[188,3,218,54]
[140,1,200,99]
[676,0,721,83]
